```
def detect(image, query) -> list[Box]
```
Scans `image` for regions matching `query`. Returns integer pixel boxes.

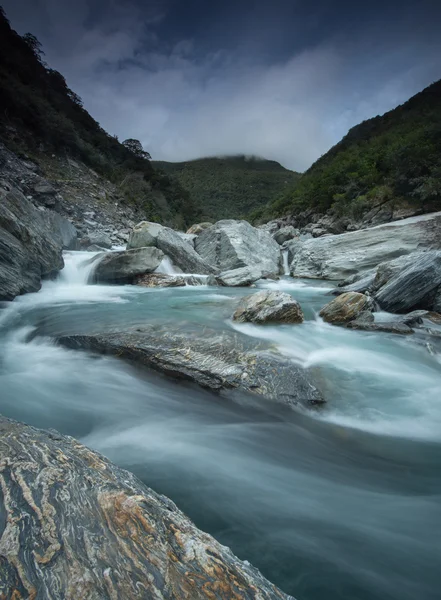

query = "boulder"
[195,220,280,275]
[91,247,164,284]
[319,292,374,324]
[213,266,266,287]
[47,211,78,249]
[59,325,324,407]
[233,290,304,324]
[127,221,164,249]
[176,231,197,246]
[0,415,292,600]
[0,188,64,300]
[371,253,418,292]
[81,231,112,249]
[347,321,414,335]
[374,251,441,313]
[290,212,441,279]
[156,228,215,275]
[283,239,303,265]
[136,273,204,287]
[273,226,299,245]
[186,222,213,235]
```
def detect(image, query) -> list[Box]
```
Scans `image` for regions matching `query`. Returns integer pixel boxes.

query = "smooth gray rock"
[0,188,64,300]
[213,266,266,287]
[0,415,292,600]
[233,290,304,324]
[334,271,376,295]
[127,221,164,249]
[156,228,215,275]
[290,212,441,279]
[47,211,78,249]
[82,231,112,249]
[91,247,164,284]
[283,239,303,265]
[273,226,299,245]
[195,220,281,275]
[176,231,197,246]
[320,292,375,324]
[347,321,414,335]
[59,326,324,407]
[374,251,441,313]
[371,253,418,292]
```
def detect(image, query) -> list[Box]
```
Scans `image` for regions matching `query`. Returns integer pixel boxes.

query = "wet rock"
[319,292,374,324]
[59,326,324,407]
[333,271,376,295]
[347,321,414,335]
[195,220,281,275]
[156,228,215,275]
[0,415,292,600]
[186,222,213,235]
[371,253,418,292]
[395,310,430,326]
[233,290,304,324]
[91,247,164,284]
[127,221,164,249]
[374,251,441,313]
[213,266,266,287]
[87,244,108,252]
[136,273,204,287]
[0,188,64,300]
[291,212,441,279]
[273,226,299,245]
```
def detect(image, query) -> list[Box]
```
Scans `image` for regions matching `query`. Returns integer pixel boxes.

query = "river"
[0,251,440,600]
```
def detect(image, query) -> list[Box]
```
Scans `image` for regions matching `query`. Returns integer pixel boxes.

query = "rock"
[371,254,418,292]
[319,292,374,324]
[81,231,112,249]
[0,188,64,300]
[427,312,441,324]
[186,222,213,235]
[432,286,441,313]
[283,239,303,265]
[136,273,204,287]
[33,179,57,207]
[176,231,197,246]
[195,220,281,275]
[233,290,304,324]
[347,321,414,335]
[395,310,430,326]
[290,212,441,279]
[374,251,441,313]
[214,266,266,287]
[273,226,299,245]
[258,221,279,235]
[91,247,164,284]
[333,271,376,295]
[156,228,215,275]
[351,310,375,324]
[59,326,324,407]
[127,221,164,249]
[47,211,78,249]
[87,244,108,252]
[0,415,292,600]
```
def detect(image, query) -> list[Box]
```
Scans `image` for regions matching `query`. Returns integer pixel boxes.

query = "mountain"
[259,79,441,223]
[0,7,199,229]
[153,156,300,221]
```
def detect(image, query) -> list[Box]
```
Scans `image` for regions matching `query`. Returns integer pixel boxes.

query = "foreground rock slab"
[59,326,324,407]
[320,292,374,324]
[0,415,292,600]
[290,211,441,280]
[91,247,164,284]
[233,291,304,324]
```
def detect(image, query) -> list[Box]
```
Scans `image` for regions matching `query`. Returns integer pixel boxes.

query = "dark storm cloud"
[2,0,441,169]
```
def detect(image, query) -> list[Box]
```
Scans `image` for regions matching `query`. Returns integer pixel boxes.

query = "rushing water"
[0,251,440,600]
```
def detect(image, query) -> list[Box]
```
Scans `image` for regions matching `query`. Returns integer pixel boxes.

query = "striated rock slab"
[346,321,414,335]
[233,291,304,324]
[320,292,374,324]
[290,212,441,280]
[59,326,324,407]
[0,188,64,300]
[195,220,280,275]
[156,227,215,275]
[211,266,265,287]
[91,247,164,284]
[0,415,292,600]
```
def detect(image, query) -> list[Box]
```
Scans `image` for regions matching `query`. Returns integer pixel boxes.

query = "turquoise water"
[0,251,440,600]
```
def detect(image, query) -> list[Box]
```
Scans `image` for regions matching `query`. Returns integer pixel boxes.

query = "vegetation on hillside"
[257,79,441,222]
[153,156,300,221]
[0,7,199,228]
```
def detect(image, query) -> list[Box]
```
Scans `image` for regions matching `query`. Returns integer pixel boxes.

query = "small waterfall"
[59,251,102,285]
[155,256,183,275]
[282,249,290,276]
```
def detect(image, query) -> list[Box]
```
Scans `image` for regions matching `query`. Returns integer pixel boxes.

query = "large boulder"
[59,325,324,407]
[0,415,292,600]
[186,222,213,235]
[233,290,304,324]
[47,211,78,249]
[127,221,164,249]
[273,226,299,245]
[91,247,164,284]
[319,292,374,324]
[81,231,112,249]
[290,212,441,279]
[212,265,267,287]
[195,220,281,275]
[156,228,215,274]
[374,251,441,313]
[0,188,64,300]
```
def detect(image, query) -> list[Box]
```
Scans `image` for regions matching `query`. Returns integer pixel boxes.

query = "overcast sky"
[3,0,441,170]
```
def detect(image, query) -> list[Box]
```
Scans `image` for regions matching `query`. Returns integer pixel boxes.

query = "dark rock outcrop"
[59,326,324,407]
[0,188,64,300]
[0,415,292,600]
[319,292,374,324]
[233,291,304,324]
[195,220,280,276]
[91,247,164,284]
